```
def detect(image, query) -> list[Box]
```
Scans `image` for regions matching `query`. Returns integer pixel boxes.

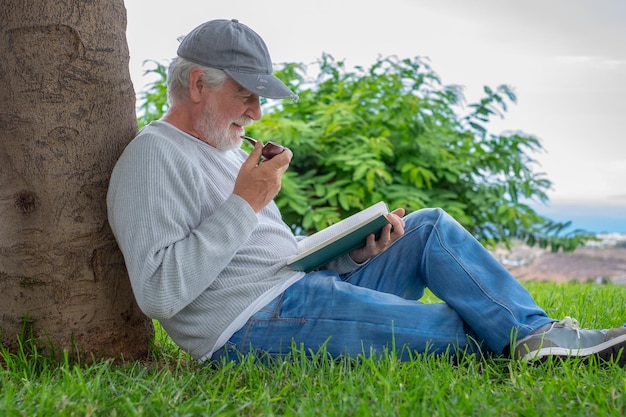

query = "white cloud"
[553,55,626,70]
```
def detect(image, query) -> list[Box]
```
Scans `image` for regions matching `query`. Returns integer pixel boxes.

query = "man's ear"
[187,67,206,103]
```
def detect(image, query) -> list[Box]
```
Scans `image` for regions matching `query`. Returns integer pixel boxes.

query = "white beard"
[198,101,250,150]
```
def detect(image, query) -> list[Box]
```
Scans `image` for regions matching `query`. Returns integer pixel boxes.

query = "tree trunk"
[0,0,153,359]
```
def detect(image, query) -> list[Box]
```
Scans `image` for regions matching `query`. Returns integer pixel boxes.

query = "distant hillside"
[494,235,626,284]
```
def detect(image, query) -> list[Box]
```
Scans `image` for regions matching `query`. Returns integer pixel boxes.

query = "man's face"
[198,78,262,150]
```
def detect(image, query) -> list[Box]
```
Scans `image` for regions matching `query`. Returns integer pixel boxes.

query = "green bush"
[136,55,589,251]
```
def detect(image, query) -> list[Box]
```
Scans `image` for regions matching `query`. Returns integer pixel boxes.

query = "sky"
[124,0,626,207]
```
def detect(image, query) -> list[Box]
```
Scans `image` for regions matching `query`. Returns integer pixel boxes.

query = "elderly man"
[107,19,626,365]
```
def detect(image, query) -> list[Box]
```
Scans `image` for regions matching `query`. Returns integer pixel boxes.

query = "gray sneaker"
[514,317,626,366]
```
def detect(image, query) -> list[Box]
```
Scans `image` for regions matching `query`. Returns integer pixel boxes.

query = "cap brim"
[225,70,298,100]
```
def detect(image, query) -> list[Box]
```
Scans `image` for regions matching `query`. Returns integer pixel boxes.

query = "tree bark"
[0,0,153,359]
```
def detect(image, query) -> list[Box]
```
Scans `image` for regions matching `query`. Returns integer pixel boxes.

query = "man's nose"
[246,97,262,120]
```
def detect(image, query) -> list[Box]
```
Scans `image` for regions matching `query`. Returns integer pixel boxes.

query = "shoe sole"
[520,333,626,366]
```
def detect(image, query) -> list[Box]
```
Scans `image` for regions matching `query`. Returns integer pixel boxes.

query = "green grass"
[1,281,625,416]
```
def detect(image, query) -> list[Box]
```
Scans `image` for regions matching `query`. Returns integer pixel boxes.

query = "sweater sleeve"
[323,253,366,275]
[107,133,258,319]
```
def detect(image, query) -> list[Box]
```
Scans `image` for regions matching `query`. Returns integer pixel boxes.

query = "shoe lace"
[554,316,581,339]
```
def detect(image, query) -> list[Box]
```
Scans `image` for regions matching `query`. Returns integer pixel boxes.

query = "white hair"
[167,57,228,104]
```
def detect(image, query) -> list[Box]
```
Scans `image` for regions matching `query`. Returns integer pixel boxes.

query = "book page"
[296,202,388,253]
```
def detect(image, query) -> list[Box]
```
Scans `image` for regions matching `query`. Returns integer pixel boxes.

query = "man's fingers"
[261,147,293,173]
[391,207,405,218]
[243,141,264,167]
[239,141,263,172]
[386,212,405,235]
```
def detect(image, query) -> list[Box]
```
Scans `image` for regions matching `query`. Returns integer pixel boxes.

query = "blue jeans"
[213,208,553,361]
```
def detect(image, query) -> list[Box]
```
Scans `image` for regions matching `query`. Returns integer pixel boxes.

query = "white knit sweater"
[107,121,314,360]
[108,121,361,359]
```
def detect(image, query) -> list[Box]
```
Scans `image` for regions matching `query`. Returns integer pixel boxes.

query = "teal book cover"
[287,202,390,272]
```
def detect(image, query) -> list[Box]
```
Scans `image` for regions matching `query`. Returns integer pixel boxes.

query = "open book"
[287,201,390,272]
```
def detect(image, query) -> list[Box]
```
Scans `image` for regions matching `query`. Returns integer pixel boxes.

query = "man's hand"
[233,141,292,212]
[349,208,406,264]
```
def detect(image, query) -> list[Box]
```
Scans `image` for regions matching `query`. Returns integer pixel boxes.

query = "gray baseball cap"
[177,19,298,100]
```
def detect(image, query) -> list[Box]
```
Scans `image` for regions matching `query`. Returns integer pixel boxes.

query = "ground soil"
[496,245,626,285]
